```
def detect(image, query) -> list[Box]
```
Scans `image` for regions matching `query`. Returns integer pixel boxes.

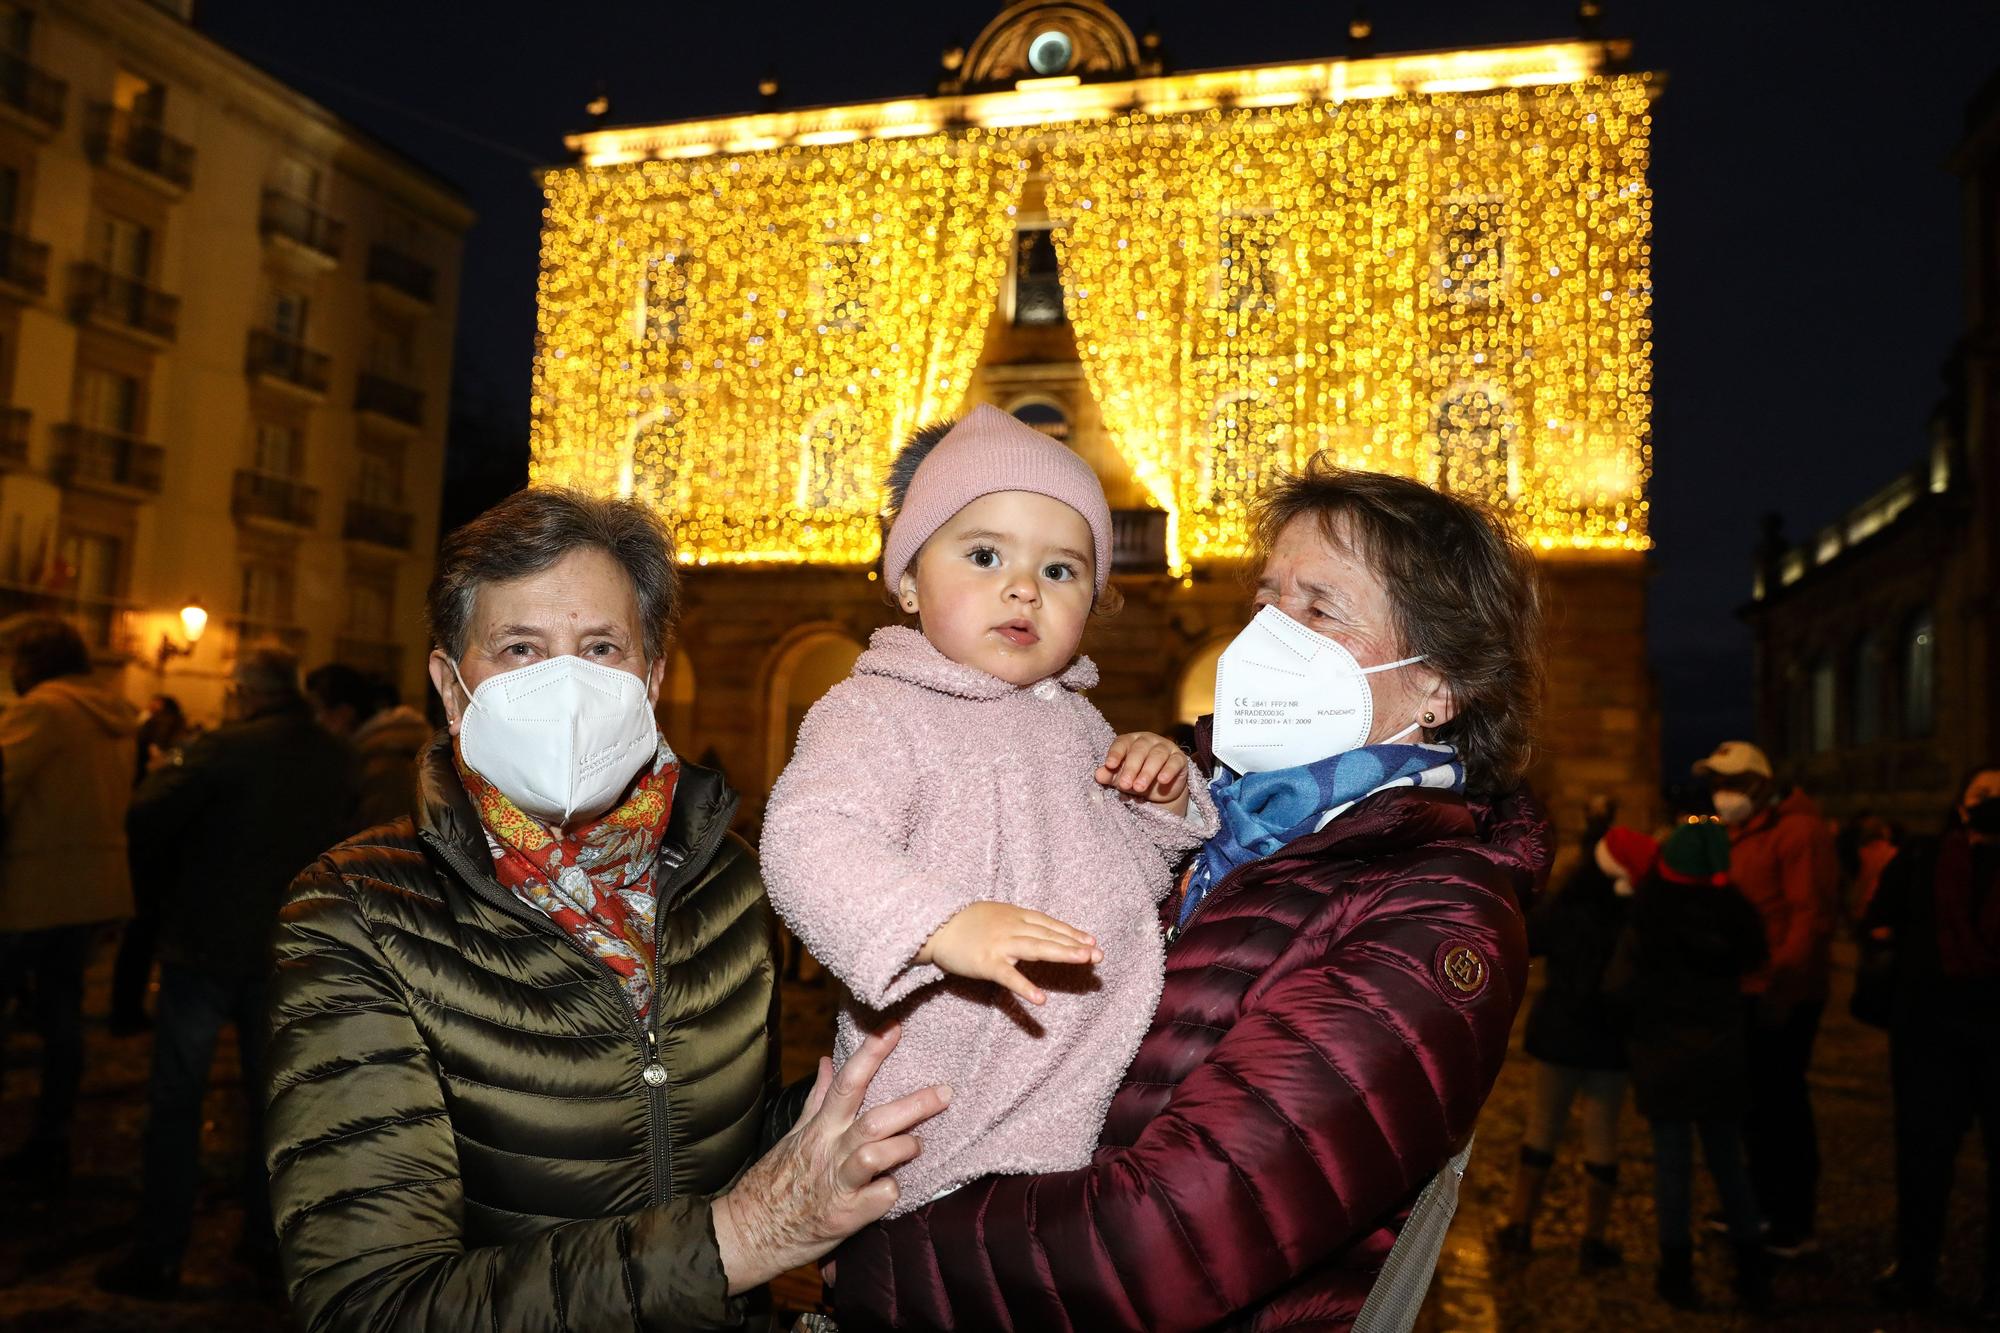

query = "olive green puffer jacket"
[264,739,779,1332]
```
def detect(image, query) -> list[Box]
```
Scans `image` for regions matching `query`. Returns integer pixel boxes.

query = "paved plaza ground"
[0,936,1984,1330]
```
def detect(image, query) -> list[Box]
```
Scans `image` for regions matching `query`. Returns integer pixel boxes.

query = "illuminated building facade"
[0,0,469,721]
[1742,71,1999,831]
[535,1,1662,831]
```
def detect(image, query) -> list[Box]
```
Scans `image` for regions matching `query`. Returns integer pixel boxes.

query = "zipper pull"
[641,1026,667,1088]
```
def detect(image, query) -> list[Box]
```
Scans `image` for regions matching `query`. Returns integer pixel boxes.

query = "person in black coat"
[1607,820,1771,1312]
[1496,824,1653,1271]
[1867,763,2000,1323]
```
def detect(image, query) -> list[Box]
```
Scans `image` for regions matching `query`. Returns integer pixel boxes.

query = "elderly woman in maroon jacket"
[830,459,1550,1332]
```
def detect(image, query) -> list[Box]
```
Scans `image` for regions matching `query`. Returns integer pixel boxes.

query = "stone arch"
[1175,632,1235,726]
[761,623,866,791]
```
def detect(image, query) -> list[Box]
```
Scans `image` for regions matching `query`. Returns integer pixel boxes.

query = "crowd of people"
[0,620,432,1298]
[1498,738,2000,1323]
[0,427,1992,1333]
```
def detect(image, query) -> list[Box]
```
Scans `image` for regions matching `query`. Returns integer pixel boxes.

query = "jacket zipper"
[420,799,734,1208]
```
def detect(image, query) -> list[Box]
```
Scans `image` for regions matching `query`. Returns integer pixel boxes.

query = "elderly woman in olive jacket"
[263,490,947,1332]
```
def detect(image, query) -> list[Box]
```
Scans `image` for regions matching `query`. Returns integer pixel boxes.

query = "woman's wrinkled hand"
[711,1026,950,1294]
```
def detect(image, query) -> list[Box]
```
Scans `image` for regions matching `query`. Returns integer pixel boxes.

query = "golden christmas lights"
[532,70,1655,570]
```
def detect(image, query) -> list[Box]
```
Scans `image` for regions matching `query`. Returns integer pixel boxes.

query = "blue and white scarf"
[1178,743,1465,926]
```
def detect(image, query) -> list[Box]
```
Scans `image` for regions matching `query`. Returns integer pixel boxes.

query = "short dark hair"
[6,615,91,690]
[428,487,680,662]
[306,662,389,718]
[884,420,957,518]
[1250,458,1545,795]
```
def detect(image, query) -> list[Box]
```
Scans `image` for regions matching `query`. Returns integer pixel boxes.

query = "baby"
[760,405,1218,1212]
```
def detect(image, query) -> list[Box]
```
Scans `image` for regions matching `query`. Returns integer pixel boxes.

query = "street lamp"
[154,598,206,673]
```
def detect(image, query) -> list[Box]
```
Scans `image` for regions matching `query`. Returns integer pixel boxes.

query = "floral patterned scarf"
[457,740,679,1018]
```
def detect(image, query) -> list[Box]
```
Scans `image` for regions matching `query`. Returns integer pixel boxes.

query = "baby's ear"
[898,570,920,614]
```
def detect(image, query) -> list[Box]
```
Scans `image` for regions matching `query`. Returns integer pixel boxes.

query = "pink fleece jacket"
[760,626,1219,1213]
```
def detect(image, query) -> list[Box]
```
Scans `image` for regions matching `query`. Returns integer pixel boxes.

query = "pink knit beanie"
[882,404,1113,595]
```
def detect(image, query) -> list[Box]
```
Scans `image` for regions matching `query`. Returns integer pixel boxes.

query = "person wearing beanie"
[1606,820,1774,1313]
[761,405,1219,1211]
[1496,821,1655,1273]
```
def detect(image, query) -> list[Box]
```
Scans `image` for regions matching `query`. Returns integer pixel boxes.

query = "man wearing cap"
[1694,740,1839,1257]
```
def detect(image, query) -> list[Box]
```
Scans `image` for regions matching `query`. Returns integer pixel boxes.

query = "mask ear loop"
[449,660,481,718]
[1361,655,1428,746]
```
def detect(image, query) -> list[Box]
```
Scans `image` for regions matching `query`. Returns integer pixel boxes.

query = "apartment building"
[0,0,469,719]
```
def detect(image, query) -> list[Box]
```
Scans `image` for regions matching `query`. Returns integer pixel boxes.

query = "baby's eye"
[1042,562,1077,583]
[967,546,1000,569]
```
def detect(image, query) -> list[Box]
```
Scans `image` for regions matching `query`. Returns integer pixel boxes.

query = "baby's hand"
[1097,732,1191,815]
[916,902,1102,1006]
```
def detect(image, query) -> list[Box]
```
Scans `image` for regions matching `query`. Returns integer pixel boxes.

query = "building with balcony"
[0,0,470,721]
[535,0,1662,831]
[1741,72,2000,832]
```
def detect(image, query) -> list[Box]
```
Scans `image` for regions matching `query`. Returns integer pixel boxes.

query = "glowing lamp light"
[179,600,208,645]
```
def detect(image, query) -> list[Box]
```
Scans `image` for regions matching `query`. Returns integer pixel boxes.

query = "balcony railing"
[245,328,330,394]
[71,263,179,341]
[0,582,129,654]
[335,634,403,681]
[366,243,436,305]
[1111,507,1168,572]
[342,498,414,550]
[0,405,27,469]
[355,371,423,427]
[0,50,65,132]
[232,469,318,528]
[84,104,195,190]
[52,423,165,495]
[260,191,344,261]
[0,229,48,296]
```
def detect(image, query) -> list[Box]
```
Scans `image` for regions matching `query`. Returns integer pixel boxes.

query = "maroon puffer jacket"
[832,783,1548,1332]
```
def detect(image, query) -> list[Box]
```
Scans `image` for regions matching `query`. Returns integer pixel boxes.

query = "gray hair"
[234,645,302,704]
[427,487,680,662]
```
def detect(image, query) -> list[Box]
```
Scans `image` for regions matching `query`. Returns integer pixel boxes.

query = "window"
[635,250,687,345]
[88,213,152,279]
[811,238,867,332]
[268,286,310,340]
[368,319,415,378]
[1902,609,1935,737]
[1809,655,1837,754]
[1850,632,1883,746]
[355,439,403,506]
[239,556,294,625]
[57,528,124,648]
[274,156,321,204]
[1204,389,1285,505]
[1009,400,1069,443]
[1011,227,1064,326]
[1435,386,1515,499]
[0,165,19,231]
[75,365,141,434]
[346,571,394,639]
[0,4,35,55]
[111,68,164,121]
[1214,211,1280,317]
[253,421,303,478]
[1437,198,1504,306]
[794,404,870,512]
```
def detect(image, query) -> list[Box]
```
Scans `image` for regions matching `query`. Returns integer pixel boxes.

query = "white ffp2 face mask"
[454,654,660,826]
[1211,605,1425,774]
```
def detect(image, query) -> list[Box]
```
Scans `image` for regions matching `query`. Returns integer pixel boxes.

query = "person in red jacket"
[1693,740,1839,1258]
[829,459,1550,1332]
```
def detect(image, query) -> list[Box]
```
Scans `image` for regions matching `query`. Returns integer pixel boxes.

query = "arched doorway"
[762,627,865,794]
[1176,634,1232,727]
[655,646,696,750]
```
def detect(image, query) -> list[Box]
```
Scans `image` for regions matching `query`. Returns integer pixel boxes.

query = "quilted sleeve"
[759,680,985,1009]
[832,869,1527,1332]
[265,866,745,1333]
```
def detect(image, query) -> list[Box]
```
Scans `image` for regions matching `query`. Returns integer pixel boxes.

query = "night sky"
[198,0,1995,782]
